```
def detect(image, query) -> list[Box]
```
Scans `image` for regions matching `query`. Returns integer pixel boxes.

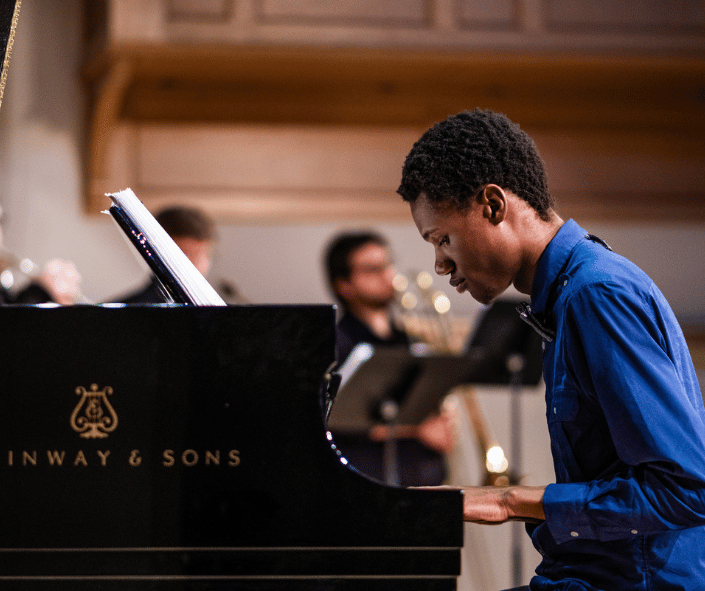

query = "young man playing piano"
[397,109,705,590]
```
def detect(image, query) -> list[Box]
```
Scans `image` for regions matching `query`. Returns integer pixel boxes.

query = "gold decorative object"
[70,384,118,439]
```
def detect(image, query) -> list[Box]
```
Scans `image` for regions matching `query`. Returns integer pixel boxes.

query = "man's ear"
[335,277,352,301]
[480,184,507,223]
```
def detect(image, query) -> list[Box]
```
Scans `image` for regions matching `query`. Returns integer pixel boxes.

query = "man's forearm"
[461,485,546,524]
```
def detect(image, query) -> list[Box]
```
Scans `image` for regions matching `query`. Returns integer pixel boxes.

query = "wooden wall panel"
[457,0,519,31]
[84,1,705,222]
[167,0,233,22]
[137,124,421,190]
[258,0,429,27]
[545,0,705,34]
[94,122,705,224]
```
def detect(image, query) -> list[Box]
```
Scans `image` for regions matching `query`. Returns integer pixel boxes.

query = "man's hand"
[461,485,546,524]
[368,412,456,454]
[424,485,546,524]
[39,258,82,305]
[416,412,456,453]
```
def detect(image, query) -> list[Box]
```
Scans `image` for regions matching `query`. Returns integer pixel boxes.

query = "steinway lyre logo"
[70,384,118,439]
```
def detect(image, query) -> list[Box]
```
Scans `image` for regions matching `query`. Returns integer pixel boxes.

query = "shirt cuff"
[543,482,597,544]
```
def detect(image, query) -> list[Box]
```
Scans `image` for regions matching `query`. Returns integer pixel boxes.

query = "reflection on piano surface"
[0,304,463,590]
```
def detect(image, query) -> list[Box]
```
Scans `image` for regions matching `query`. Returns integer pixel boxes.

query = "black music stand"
[328,345,493,433]
[327,300,542,490]
[466,299,543,387]
[328,344,494,485]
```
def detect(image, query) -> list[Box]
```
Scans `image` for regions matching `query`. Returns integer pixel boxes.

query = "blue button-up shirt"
[526,219,705,590]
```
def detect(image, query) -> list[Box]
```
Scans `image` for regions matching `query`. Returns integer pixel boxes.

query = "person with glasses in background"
[324,231,454,487]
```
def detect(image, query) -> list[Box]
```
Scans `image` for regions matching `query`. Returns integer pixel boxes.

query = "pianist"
[397,109,705,590]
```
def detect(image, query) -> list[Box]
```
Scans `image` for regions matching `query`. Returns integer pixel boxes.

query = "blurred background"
[0,1,703,588]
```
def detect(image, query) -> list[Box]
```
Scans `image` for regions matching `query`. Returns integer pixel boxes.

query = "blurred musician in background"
[109,205,245,305]
[11,258,82,304]
[398,108,705,591]
[325,231,406,363]
[324,230,454,486]
[0,203,83,305]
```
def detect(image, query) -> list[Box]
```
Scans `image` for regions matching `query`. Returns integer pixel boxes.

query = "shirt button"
[553,407,557,414]
[631,529,638,535]
[563,279,568,287]
[570,531,579,538]
[542,342,546,350]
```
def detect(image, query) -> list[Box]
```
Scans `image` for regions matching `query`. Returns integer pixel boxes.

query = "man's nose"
[435,254,453,276]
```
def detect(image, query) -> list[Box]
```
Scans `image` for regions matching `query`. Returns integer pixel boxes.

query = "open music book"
[107,188,226,306]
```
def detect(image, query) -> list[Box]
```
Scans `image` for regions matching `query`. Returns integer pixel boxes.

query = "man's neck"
[513,213,564,296]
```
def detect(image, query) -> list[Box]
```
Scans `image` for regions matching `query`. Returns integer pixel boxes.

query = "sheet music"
[107,188,226,306]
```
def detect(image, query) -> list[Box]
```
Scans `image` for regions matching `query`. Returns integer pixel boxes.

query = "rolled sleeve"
[543,482,596,544]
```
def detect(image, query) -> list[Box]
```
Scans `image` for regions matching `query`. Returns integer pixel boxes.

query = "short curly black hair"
[397,109,554,220]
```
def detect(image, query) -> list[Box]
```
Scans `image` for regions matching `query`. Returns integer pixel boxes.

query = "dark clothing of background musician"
[11,281,55,304]
[112,276,246,305]
[335,311,409,364]
[0,282,56,304]
[332,312,447,487]
[114,276,168,304]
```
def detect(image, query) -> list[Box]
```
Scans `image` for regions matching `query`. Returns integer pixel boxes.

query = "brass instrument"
[392,269,460,352]
[391,269,511,486]
[0,246,88,305]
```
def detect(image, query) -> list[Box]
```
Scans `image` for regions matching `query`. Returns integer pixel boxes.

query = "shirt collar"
[530,218,586,315]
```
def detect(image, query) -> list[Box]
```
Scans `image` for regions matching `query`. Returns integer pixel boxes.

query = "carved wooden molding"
[87,59,133,203]
[84,45,705,222]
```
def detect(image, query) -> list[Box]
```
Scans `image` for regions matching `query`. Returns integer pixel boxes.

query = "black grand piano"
[0,304,464,590]
[0,7,463,586]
